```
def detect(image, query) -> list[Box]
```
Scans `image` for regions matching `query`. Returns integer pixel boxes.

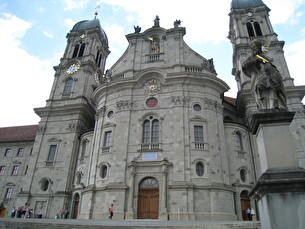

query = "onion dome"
[71,18,108,46]
[231,0,266,9]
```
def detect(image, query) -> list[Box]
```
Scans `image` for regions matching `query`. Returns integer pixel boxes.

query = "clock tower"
[26,17,110,214]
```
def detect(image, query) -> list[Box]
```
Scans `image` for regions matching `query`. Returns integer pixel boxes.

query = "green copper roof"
[71,18,108,46]
[231,0,266,9]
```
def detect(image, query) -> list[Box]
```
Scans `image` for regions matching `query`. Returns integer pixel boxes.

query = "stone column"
[125,164,135,219]
[159,163,168,220]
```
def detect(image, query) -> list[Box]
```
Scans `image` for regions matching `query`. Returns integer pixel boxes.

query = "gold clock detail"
[66,63,80,74]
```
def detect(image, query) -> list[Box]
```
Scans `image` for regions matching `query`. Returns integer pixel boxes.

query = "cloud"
[64,0,90,11]
[65,18,76,29]
[98,0,232,44]
[285,39,305,86]
[0,13,53,127]
[43,31,54,38]
[265,0,305,24]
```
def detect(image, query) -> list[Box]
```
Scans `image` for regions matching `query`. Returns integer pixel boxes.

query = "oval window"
[193,104,202,111]
[107,110,114,118]
[240,169,246,182]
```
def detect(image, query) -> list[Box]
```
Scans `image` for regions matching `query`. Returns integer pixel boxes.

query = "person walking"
[251,208,256,221]
[108,204,114,219]
[246,208,252,220]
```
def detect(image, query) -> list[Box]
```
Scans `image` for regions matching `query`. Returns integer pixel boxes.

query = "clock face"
[246,12,253,16]
[66,64,80,74]
[146,97,158,108]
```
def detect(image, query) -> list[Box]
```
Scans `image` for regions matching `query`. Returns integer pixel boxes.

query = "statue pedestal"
[249,167,305,229]
[249,109,305,229]
[250,109,296,173]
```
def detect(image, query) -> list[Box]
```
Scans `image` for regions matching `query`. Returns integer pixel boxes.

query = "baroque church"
[1,0,305,226]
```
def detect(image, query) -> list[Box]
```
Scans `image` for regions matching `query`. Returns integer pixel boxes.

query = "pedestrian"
[251,208,256,221]
[11,207,16,218]
[64,209,69,219]
[108,204,114,219]
[246,208,252,220]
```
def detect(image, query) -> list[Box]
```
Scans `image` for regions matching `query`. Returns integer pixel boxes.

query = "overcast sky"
[0,0,304,127]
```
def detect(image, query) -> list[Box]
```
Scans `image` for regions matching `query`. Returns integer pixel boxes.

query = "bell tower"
[24,16,110,217]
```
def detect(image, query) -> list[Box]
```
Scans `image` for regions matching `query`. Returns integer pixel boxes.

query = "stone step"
[0,219,261,229]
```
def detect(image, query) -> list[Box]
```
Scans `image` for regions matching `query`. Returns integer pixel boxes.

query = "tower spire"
[94,4,100,19]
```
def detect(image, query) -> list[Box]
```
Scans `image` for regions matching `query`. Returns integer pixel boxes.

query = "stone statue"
[134,25,141,33]
[242,41,287,110]
[174,19,181,28]
[153,15,160,27]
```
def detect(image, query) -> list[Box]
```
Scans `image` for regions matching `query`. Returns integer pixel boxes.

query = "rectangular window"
[17,148,24,157]
[103,131,112,147]
[4,148,11,157]
[47,145,57,162]
[12,165,19,175]
[5,188,13,199]
[194,125,204,142]
[0,166,5,175]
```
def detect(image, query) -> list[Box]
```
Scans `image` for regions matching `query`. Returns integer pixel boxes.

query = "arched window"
[63,78,73,96]
[101,165,107,179]
[80,140,87,160]
[196,162,204,177]
[72,44,79,58]
[240,169,247,182]
[151,120,159,143]
[95,50,100,64]
[139,177,159,188]
[236,131,243,152]
[79,43,85,57]
[41,178,50,191]
[246,22,255,37]
[76,173,82,185]
[142,118,159,144]
[254,22,262,36]
[72,43,86,58]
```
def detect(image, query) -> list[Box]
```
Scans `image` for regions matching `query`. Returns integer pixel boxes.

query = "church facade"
[1,0,305,222]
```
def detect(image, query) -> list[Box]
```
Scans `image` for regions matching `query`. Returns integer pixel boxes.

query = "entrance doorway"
[240,190,251,220]
[137,177,159,219]
[72,193,80,219]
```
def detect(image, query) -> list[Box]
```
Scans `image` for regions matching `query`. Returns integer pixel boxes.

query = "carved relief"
[145,79,161,96]
[171,96,190,105]
[116,100,133,110]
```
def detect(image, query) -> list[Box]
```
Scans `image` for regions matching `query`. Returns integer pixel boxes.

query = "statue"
[174,19,181,28]
[134,25,141,33]
[242,41,287,110]
[153,15,160,27]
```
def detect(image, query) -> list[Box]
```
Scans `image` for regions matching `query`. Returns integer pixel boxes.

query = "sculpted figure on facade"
[242,40,287,110]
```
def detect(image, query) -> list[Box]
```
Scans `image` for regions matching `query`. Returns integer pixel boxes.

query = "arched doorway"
[137,177,159,219]
[72,193,80,219]
[0,207,6,218]
[240,190,251,220]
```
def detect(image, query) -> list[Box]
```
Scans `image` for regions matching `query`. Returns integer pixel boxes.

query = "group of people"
[56,208,69,219]
[246,207,256,221]
[10,203,42,218]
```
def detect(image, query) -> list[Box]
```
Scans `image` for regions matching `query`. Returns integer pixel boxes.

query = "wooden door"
[72,194,80,219]
[138,188,159,219]
[241,199,251,220]
[0,207,6,218]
